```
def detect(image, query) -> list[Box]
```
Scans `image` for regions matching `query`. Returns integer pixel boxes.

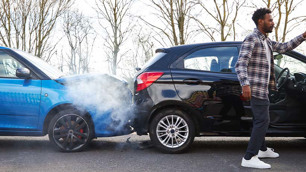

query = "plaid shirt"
[235,28,305,99]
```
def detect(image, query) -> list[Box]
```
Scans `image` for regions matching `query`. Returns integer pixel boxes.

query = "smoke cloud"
[64,74,134,133]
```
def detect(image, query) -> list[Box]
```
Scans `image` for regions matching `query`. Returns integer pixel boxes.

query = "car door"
[0,51,41,130]
[268,52,306,126]
[170,45,246,131]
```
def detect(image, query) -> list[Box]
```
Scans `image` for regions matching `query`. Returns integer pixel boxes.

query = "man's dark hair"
[252,8,271,26]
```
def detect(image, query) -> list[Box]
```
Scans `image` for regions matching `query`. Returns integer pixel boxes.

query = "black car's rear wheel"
[149,108,195,153]
[48,109,93,152]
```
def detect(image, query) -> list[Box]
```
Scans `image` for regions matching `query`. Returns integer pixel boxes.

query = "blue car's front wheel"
[48,109,94,152]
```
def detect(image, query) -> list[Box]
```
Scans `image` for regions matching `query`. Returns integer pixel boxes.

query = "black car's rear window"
[142,52,167,70]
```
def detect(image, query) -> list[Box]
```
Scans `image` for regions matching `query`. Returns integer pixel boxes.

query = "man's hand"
[242,85,251,101]
[303,31,306,39]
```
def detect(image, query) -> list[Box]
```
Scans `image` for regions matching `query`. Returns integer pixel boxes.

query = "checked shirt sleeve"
[235,35,255,86]
[272,34,306,53]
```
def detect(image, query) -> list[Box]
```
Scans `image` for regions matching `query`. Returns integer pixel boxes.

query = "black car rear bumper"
[132,92,154,135]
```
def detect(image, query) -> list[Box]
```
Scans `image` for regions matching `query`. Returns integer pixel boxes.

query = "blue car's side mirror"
[16,67,31,79]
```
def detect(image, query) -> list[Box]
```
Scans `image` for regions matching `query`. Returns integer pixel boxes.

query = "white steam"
[65,74,134,133]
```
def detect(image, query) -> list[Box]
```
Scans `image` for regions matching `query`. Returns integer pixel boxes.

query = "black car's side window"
[184,47,239,73]
[0,51,25,78]
[274,53,306,74]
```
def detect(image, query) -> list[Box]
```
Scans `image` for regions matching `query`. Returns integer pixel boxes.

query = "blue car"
[0,47,133,152]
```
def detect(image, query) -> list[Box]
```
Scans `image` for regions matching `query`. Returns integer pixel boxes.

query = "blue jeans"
[245,96,270,157]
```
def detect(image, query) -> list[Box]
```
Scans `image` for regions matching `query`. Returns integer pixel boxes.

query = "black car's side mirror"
[16,67,31,79]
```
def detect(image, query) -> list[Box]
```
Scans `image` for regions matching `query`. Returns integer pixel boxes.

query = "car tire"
[48,109,94,152]
[149,108,195,153]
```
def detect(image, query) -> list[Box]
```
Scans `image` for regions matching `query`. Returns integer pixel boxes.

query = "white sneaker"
[241,155,271,169]
[258,147,280,158]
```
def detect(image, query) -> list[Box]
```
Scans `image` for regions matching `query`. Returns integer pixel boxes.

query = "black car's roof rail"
[155,48,168,53]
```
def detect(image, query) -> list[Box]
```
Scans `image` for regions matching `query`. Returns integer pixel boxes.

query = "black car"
[133,42,306,153]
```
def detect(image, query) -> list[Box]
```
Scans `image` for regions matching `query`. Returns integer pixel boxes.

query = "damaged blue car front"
[0,47,133,152]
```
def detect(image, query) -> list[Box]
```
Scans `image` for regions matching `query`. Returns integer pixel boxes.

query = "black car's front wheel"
[149,108,195,153]
[48,109,93,152]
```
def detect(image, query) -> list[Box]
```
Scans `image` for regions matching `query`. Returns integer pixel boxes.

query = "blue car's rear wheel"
[48,109,93,152]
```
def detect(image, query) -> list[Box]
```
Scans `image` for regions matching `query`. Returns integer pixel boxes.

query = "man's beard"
[263,23,273,33]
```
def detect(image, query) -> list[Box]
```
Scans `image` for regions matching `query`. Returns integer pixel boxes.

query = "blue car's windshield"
[13,49,64,79]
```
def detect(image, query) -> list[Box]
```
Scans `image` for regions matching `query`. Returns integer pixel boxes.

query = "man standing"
[235,8,306,169]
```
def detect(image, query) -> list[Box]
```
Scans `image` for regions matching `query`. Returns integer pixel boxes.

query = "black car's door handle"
[183,78,201,85]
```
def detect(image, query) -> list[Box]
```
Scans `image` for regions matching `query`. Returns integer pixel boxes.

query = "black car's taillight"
[136,72,164,92]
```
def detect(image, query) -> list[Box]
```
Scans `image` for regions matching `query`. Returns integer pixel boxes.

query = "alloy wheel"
[156,115,189,148]
[52,114,90,151]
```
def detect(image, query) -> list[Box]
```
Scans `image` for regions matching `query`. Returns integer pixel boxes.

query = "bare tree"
[278,0,305,42]
[195,0,246,41]
[94,0,134,75]
[0,0,72,60]
[141,0,196,46]
[62,10,96,74]
[119,28,155,80]
[134,29,154,65]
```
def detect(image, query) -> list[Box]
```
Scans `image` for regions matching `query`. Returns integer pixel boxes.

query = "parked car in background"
[0,46,133,152]
[133,42,306,153]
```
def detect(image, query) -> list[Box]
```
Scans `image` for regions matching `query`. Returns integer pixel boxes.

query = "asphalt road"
[0,134,305,172]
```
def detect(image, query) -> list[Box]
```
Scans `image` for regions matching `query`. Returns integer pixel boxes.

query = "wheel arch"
[43,103,95,135]
[148,100,202,135]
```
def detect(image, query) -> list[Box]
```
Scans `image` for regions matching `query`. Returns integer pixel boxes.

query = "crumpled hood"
[55,73,128,86]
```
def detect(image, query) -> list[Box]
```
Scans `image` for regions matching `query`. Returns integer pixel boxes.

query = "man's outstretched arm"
[272,31,306,53]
